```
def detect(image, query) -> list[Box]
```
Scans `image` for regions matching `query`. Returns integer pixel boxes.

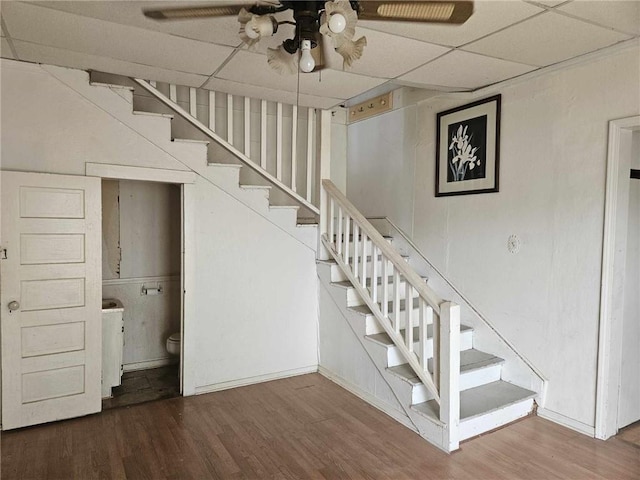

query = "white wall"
[0,59,319,396]
[347,106,417,233]
[345,45,640,430]
[183,176,318,394]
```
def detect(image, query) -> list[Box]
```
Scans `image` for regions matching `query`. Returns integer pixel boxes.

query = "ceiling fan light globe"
[245,26,260,39]
[247,15,275,39]
[300,39,316,73]
[267,45,298,75]
[328,13,346,33]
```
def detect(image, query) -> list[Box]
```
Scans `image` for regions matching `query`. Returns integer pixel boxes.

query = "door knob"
[8,301,20,312]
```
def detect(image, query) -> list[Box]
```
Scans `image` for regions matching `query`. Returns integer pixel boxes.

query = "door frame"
[595,116,640,440]
[86,163,196,394]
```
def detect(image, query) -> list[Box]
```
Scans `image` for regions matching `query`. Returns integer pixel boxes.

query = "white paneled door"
[1,172,101,430]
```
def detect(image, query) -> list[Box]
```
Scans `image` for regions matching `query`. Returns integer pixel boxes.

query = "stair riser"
[333,238,392,258]
[331,260,410,284]
[345,281,420,307]
[384,330,474,368]
[269,208,298,225]
[459,398,534,441]
[131,114,172,144]
[406,363,503,404]
[363,308,423,334]
[206,165,241,189]
[237,188,270,213]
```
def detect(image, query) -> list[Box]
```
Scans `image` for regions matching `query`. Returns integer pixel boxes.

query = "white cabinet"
[101,299,124,398]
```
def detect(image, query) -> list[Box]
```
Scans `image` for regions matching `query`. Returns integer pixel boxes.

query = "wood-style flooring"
[1,373,638,479]
[102,364,180,410]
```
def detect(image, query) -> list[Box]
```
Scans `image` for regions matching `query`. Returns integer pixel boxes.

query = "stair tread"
[387,349,504,384]
[90,81,134,91]
[270,205,300,210]
[346,296,422,314]
[366,324,473,347]
[132,110,173,119]
[240,185,272,190]
[331,275,420,290]
[173,138,210,145]
[365,275,427,288]
[332,234,393,242]
[207,163,243,169]
[413,380,536,422]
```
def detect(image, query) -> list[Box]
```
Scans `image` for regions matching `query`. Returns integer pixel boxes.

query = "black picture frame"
[435,94,501,197]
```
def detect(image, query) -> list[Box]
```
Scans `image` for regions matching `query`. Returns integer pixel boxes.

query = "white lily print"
[449,124,480,181]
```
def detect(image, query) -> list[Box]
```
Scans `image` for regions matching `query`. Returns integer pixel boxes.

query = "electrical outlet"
[348,92,393,123]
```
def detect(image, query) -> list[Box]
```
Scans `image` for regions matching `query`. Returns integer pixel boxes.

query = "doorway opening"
[100,178,182,410]
[596,116,640,439]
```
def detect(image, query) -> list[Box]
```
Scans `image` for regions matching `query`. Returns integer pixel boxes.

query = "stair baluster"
[321,179,459,447]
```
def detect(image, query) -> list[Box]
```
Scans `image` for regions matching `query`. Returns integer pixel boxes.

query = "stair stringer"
[40,64,317,251]
[368,218,546,404]
[317,261,452,452]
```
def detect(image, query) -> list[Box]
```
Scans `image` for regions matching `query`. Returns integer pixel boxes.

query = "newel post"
[440,301,460,452]
[317,109,331,260]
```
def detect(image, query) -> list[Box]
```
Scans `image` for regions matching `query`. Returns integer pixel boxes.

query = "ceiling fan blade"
[143,4,248,21]
[357,1,473,24]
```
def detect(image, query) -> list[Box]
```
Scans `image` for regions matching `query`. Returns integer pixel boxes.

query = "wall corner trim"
[192,365,319,396]
[318,366,417,433]
[537,408,595,437]
[86,163,196,184]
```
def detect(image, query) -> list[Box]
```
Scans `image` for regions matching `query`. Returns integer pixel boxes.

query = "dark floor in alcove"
[102,364,179,410]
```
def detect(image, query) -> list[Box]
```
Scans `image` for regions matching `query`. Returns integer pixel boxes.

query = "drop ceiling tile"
[12,40,209,87]
[463,11,631,66]
[30,1,246,47]
[320,27,450,78]
[558,0,640,35]
[357,1,545,47]
[528,0,571,6]
[398,50,537,89]
[202,78,342,109]
[1,38,15,59]
[1,2,235,75]
[216,50,386,100]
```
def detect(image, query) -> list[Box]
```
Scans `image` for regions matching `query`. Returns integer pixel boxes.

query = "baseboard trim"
[537,408,595,437]
[318,365,417,433]
[123,358,177,372]
[193,365,319,395]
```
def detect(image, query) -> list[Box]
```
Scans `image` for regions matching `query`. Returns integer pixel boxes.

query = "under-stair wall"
[0,58,320,394]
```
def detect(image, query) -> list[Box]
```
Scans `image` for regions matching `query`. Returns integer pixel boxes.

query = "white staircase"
[40,65,319,250]
[317,180,543,452]
[54,63,544,453]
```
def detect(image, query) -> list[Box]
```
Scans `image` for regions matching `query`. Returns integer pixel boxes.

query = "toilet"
[166,332,181,356]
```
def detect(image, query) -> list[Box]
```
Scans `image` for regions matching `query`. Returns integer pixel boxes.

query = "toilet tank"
[102,298,124,398]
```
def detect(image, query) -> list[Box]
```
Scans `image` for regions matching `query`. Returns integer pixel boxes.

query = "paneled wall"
[102,179,181,370]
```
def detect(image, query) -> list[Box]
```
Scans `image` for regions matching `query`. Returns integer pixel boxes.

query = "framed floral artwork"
[435,95,501,196]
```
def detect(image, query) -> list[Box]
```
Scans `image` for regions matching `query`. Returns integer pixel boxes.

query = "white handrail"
[132,78,320,215]
[321,180,461,409]
[323,180,443,313]
[369,215,547,388]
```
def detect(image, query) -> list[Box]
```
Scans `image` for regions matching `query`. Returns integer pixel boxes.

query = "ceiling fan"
[144,1,474,74]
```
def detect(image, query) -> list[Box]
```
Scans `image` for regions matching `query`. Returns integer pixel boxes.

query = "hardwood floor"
[1,373,638,479]
[102,365,180,410]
